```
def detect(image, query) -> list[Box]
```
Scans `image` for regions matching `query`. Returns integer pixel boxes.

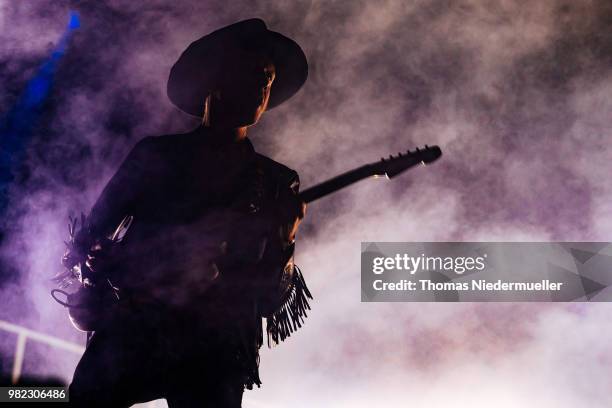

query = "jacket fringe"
[265,265,313,347]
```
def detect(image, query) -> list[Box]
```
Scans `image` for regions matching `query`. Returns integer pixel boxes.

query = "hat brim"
[167,19,308,117]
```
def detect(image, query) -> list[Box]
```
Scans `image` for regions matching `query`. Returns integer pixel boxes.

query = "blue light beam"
[0,11,81,214]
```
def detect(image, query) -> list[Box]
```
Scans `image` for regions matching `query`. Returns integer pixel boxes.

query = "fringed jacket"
[69,126,311,389]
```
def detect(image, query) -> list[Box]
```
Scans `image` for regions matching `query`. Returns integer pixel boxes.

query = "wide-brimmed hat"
[167,18,308,117]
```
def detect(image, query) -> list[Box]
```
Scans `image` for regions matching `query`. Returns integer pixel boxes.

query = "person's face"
[208,49,276,128]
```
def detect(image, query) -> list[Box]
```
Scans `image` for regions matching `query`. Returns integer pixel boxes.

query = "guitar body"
[67,286,118,332]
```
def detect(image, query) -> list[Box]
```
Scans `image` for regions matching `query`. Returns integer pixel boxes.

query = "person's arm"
[87,136,155,237]
[63,137,155,284]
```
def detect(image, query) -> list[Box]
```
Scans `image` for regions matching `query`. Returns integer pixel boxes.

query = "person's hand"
[257,185,306,247]
[276,187,306,244]
[60,227,114,286]
[82,238,116,284]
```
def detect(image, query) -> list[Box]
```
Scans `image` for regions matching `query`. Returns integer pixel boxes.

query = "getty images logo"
[372,253,488,275]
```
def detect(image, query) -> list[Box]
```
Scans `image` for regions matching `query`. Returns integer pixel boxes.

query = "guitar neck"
[299,164,375,203]
[297,145,441,203]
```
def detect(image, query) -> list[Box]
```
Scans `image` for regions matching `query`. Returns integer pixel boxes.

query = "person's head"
[202,48,276,129]
[167,19,308,130]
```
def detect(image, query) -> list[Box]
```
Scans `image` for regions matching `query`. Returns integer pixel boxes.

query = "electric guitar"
[53,145,442,332]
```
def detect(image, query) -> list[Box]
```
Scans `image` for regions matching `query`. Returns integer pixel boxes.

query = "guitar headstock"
[370,145,442,178]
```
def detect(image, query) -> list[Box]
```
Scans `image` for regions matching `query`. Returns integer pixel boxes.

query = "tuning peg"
[425,144,429,149]
[416,147,420,152]
[381,157,385,161]
[389,154,393,159]
[397,152,403,157]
